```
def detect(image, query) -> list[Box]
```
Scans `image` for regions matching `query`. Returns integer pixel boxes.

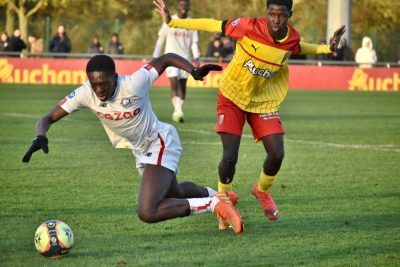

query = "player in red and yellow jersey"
[154,0,345,224]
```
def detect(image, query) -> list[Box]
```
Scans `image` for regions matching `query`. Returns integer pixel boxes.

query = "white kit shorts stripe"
[135,122,182,173]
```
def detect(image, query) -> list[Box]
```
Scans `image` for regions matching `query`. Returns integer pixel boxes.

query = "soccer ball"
[34,220,74,258]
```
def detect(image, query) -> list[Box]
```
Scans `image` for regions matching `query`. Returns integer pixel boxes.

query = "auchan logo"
[0,59,86,84]
[348,68,399,92]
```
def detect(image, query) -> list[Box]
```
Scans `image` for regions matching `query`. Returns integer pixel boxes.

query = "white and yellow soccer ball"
[34,220,74,258]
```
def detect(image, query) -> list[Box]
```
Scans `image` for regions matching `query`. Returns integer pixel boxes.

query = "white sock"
[205,187,217,197]
[172,96,180,114]
[175,97,183,114]
[179,98,184,114]
[187,197,220,215]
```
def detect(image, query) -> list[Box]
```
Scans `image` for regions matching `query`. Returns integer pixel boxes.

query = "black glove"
[22,135,49,163]
[191,64,223,81]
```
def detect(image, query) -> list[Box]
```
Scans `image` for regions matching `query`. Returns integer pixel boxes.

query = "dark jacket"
[50,34,71,53]
[88,43,104,54]
[9,36,27,52]
[108,41,124,54]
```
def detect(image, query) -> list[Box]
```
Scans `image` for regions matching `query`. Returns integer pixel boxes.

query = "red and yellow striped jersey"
[221,17,301,113]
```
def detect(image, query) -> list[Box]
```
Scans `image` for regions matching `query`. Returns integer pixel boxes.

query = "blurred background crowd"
[0,0,399,64]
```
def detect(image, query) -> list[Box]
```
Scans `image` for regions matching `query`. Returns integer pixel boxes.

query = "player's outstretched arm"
[150,53,222,81]
[153,0,223,32]
[299,25,346,55]
[22,106,69,163]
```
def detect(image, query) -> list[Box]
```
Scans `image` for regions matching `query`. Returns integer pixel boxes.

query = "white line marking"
[1,113,40,119]
[179,128,400,152]
[0,112,96,123]
[2,113,398,152]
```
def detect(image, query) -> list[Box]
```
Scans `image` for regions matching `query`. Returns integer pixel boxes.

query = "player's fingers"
[22,151,32,163]
[153,0,163,12]
[209,65,222,71]
[42,145,49,154]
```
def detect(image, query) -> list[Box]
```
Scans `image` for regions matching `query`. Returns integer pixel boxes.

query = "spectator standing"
[337,37,354,61]
[355,36,377,68]
[206,34,226,62]
[107,33,124,55]
[9,29,27,56]
[88,36,104,54]
[49,25,72,54]
[28,35,44,54]
[0,32,11,52]
[222,38,235,60]
[152,0,200,123]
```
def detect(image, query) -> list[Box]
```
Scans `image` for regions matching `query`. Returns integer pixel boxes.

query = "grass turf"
[0,84,399,266]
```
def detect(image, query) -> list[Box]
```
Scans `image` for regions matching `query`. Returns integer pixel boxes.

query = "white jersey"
[59,65,161,155]
[152,14,200,60]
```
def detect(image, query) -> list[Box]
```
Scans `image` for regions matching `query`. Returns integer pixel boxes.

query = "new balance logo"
[243,59,274,79]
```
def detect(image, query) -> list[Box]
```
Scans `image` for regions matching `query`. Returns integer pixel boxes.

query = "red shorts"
[215,91,285,140]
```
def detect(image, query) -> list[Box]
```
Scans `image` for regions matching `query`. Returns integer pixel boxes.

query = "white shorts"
[135,122,182,174]
[166,66,189,79]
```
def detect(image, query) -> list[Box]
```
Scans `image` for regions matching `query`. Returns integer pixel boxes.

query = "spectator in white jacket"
[355,36,377,68]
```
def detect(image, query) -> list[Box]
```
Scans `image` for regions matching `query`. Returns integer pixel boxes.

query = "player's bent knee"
[137,207,160,223]
[220,156,238,169]
[137,210,159,224]
[270,150,284,163]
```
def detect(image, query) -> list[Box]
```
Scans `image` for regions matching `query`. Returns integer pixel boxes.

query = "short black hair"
[267,0,293,11]
[86,55,115,75]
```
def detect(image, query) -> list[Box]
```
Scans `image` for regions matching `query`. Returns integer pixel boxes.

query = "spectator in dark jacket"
[337,37,354,61]
[9,29,27,56]
[206,34,226,62]
[107,33,124,55]
[88,36,104,54]
[0,32,11,52]
[49,25,71,53]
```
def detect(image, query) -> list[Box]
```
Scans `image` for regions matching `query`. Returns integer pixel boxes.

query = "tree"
[0,0,47,42]
[6,0,15,35]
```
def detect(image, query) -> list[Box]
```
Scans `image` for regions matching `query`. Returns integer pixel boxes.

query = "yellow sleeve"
[168,18,223,33]
[300,42,332,55]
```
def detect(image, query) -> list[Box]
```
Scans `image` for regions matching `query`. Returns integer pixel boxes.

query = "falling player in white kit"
[152,0,200,123]
[22,54,244,233]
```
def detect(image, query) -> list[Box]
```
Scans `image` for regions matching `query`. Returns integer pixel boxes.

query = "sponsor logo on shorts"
[259,112,280,120]
[219,114,224,125]
[145,152,152,157]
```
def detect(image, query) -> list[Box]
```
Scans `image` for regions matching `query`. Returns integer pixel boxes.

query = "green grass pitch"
[0,84,399,266]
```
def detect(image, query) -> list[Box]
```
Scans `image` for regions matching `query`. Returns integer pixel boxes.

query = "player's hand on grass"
[22,135,49,163]
[329,25,346,52]
[153,0,172,24]
[191,64,223,81]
